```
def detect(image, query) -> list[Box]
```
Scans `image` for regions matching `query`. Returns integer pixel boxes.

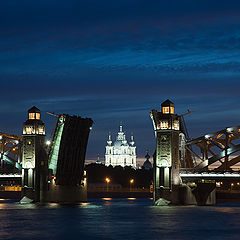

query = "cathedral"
[105,124,137,168]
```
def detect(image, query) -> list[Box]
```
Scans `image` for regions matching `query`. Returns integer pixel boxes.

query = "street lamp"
[105,177,110,192]
[130,179,134,192]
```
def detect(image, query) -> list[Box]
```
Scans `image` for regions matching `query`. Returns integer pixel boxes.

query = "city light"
[105,177,110,183]
[105,177,110,192]
[46,140,51,146]
[129,179,134,192]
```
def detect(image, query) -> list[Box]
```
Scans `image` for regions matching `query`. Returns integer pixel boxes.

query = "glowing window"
[26,126,34,134]
[36,113,40,119]
[170,107,174,114]
[162,107,169,114]
[160,121,168,129]
[38,127,44,134]
[173,121,179,130]
[29,113,35,119]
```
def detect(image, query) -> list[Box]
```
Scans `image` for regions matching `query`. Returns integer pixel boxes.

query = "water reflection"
[102,198,112,201]
[80,202,90,206]
[0,203,8,209]
[0,199,239,240]
[214,207,236,213]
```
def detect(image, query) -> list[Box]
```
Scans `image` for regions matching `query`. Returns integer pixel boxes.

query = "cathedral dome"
[142,152,152,170]
[114,140,123,148]
[113,139,129,148]
[143,159,152,170]
[113,124,129,148]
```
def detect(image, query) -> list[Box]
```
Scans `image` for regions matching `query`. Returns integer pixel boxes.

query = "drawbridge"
[151,100,240,205]
[48,114,93,186]
[0,113,93,184]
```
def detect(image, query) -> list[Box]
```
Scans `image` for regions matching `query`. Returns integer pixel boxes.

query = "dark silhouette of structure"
[47,114,93,203]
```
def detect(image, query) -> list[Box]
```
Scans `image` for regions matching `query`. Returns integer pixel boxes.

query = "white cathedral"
[105,124,137,169]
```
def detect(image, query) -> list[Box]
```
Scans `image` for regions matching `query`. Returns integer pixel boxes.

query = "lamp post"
[130,179,134,192]
[105,177,110,192]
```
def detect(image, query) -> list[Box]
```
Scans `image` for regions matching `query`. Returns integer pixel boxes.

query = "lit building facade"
[105,124,136,168]
[22,106,48,202]
[150,99,181,201]
[22,106,46,171]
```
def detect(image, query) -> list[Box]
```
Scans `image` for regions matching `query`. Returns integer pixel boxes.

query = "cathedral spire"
[145,149,150,160]
[130,133,135,146]
[107,132,112,145]
[120,121,123,132]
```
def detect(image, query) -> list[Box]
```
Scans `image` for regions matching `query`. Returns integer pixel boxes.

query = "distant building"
[142,151,152,170]
[96,154,101,164]
[105,123,136,168]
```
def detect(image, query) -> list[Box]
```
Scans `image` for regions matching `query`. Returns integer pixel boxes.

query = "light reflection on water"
[0,199,240,240]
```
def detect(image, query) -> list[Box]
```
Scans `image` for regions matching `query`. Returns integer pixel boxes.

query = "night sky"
[1,1,240,165]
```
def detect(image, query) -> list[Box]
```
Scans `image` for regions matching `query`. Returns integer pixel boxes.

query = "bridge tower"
[22,106,48,202]
[150,100,181,204]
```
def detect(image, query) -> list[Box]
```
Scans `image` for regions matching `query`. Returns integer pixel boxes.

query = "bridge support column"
[21,106,48,203]
[151,100,182,205]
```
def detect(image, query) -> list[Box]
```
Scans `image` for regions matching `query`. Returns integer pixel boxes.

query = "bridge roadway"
[180,168,240,182]
[0,172,239,180]
[0,174,21,178]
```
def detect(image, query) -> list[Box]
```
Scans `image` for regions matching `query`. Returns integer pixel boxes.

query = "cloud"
[1,0,240,160]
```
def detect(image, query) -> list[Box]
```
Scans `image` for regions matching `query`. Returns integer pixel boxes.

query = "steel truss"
[185,126,240,171]
[0,132,22,171]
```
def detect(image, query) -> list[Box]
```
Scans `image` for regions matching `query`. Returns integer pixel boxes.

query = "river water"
[0,198,240,240]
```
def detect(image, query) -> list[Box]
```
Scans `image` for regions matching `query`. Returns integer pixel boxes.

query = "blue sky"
[1,0,240,164]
